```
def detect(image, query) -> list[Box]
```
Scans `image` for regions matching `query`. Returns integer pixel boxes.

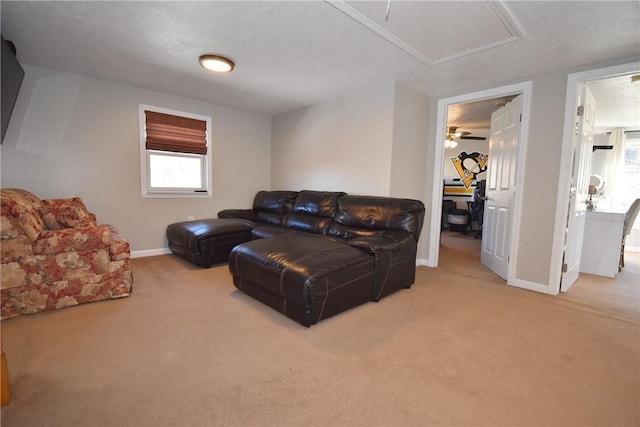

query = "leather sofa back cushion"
[284,191,347,234]
[253,191,299,214]
[253,191,299,226]
[284,214,334,235]
[333,196,425,239]
[291,191,347,217]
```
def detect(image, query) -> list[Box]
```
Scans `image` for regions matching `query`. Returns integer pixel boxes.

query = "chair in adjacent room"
[471,179,486,239]
[620,198,640,271]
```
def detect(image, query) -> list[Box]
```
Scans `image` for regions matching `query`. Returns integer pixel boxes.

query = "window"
[139,105,211,197]
[611,135,640,224]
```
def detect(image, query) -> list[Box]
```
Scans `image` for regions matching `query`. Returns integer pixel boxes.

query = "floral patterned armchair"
[1,188,132,319]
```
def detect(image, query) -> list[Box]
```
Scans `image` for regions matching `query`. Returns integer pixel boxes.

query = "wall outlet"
[187,216,194,221]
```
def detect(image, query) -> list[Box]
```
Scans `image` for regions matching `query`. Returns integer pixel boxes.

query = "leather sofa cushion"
[253,191,299,226]
[290,190,346,217]
[332,195,425,240]
[230,233,374,304]
[283,190,346,234]
[166,218,252,250]
[252,225,298,239]
[253,191,299,214]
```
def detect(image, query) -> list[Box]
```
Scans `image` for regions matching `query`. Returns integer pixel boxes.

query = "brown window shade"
[145,110,207,155]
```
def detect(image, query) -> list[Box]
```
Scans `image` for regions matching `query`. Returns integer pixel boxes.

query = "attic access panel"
[333,0,523,65]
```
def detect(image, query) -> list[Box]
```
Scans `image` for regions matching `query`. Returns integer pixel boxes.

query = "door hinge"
[577,106,584,116]
[519,113,522,122]
[562,263,568,273]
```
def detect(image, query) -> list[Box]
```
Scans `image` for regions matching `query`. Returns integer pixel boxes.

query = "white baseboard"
[416,258,432,267]
[509,278,557,295]
[130,248,171,259]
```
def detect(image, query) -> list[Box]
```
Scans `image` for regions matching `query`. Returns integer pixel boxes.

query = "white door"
[560,86,596,292]
[481,95,522,280]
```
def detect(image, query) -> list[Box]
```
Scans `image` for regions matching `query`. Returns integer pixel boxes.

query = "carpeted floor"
[1,239,638,426]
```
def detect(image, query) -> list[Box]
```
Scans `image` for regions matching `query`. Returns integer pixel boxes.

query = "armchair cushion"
[1,189,44,240]
[41,197,96,229]
[39,205,95,230]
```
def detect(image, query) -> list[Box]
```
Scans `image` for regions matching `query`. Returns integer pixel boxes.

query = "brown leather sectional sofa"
[166,190,425,326]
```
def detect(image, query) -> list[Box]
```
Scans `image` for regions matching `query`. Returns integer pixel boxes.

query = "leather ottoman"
[167,218,253,267]
[229,233,375,327]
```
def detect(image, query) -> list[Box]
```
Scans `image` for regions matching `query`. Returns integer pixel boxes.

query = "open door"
[560,86,596,292]
[481,95,522,280]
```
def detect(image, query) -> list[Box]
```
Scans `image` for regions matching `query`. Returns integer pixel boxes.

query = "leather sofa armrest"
[347,231,413,253]
[218,209,255,221]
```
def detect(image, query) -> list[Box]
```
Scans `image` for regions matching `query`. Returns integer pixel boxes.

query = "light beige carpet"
[1,242,638,426]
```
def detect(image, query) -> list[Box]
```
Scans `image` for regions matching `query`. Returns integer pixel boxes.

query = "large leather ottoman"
[167,219,253,268]
[229,233,375,327]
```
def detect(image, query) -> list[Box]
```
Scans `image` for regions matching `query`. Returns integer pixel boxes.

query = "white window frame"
[139,104,212,198]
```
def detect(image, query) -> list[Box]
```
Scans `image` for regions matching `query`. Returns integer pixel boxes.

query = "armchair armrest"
[103,224,130,260]
[218,209,255,221]
[347,231,413,253]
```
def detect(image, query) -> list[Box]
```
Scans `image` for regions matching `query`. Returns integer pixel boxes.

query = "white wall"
[271,82,396,195]
[1,65,272,254]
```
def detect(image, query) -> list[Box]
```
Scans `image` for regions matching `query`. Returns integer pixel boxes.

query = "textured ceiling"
[1,0,639,122]
[588,74,640,133]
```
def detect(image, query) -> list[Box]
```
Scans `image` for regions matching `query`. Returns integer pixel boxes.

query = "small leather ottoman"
[167,219,253,267]
[229,233,375,327]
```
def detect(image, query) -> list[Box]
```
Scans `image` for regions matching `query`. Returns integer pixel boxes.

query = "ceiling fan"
[446,126,487,141]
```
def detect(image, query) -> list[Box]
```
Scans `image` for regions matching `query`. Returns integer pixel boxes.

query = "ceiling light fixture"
[199,54,235,73]
[444,138,458,149]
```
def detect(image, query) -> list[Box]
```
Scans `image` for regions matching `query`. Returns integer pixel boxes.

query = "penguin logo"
[451,152,489,189]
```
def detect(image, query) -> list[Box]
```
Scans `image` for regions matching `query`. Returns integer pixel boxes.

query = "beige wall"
[271,82,396,195]
[514,71,567,285]
[389,82,430,201]
[1,65,272,254]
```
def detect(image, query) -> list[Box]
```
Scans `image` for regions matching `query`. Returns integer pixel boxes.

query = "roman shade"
[145,110,207,155]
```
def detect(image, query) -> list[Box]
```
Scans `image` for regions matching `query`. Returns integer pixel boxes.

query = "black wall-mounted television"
[1,35,25,143]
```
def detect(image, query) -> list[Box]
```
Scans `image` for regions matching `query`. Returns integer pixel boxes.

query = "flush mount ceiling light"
[199,54,235,73]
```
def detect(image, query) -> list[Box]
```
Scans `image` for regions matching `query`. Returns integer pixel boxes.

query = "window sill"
[141,192,212,199]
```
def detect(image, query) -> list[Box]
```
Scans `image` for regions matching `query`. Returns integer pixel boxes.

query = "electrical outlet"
[187,216,194,221]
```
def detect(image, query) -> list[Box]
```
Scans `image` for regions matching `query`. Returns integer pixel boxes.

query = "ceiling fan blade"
[460,136,486,140]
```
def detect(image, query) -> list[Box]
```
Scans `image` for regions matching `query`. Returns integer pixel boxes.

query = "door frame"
[549,61,640,294]
[428,81,532,287]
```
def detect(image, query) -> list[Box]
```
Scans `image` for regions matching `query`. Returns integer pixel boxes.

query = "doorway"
[428,81,532,288]
[440,98,494,258]
[550,62,640,294]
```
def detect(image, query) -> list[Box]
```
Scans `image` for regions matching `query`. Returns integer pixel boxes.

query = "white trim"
[325,0,524,67]
[131,248,171,259]
[549,61,640,294]
[510,278,557,295]
[416,258,429,267]
[429,81,532,286]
